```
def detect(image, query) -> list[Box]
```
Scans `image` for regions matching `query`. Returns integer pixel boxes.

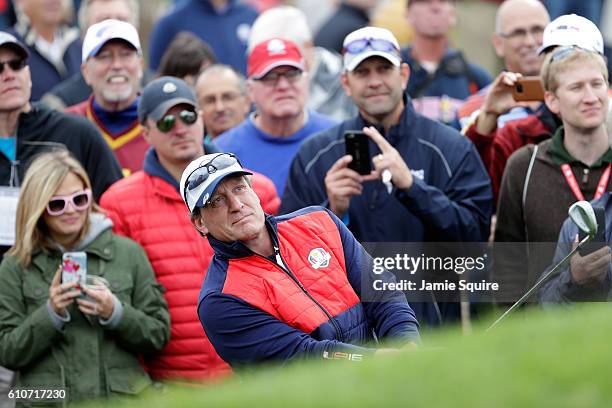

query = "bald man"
[458,0,550,133]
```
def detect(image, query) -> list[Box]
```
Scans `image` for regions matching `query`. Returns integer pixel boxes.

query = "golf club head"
[568,201,598,236]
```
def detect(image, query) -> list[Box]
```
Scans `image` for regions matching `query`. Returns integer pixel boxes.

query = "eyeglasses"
[498,25,545,42]
[46,189,92,216]
[183,153,239,205]
[255,69,302,87]
[0,58,27,74]
[343,38,399,55]
[156,109,198,133]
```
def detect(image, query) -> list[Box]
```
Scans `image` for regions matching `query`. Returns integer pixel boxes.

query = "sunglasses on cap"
[156,109,198,133]
[46,189,92,216]
[550,45,596,63]
[0,58,27,74]
[342,38,398,55]
[183,153,240,204]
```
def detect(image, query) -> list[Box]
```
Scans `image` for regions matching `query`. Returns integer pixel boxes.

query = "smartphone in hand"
[344,131,371,175]
[62,252,87,290]
[578,206,607,256]
[512,77,545,101]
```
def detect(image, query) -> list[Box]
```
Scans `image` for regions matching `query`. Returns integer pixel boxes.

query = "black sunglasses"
[0,58,27,74]
[156,109,198,133]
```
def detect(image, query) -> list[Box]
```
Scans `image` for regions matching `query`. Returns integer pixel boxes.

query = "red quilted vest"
[222,211,361,333]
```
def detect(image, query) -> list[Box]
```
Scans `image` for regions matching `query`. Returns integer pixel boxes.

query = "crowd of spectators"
[0,0,611,405]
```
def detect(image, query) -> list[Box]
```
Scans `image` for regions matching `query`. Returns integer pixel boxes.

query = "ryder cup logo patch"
[162,82,177,93]
[308,248,331,270]
[267,39,287,55]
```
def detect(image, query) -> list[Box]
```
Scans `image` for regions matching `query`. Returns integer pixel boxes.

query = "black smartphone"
[578,206,607,256]
[344,131,371,175]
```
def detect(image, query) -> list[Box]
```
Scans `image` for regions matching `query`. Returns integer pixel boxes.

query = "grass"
[84,304,612,408]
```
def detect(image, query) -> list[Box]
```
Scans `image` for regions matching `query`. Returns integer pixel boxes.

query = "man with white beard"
[66,19,146,176]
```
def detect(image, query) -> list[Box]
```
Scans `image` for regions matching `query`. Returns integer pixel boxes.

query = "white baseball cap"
[180,153,252,213]
[342,27,401,72]
[538,14,604,55]
[82,19,141,63]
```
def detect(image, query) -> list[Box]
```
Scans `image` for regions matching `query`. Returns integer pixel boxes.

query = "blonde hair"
[541,47,609,93]
[8,150,100,267]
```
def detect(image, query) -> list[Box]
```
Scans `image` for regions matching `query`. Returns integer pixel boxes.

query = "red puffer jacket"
[100,166,279,381]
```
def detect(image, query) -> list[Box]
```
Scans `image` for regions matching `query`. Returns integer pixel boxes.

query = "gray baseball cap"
[0,31,29,60]
[138,76,198,124]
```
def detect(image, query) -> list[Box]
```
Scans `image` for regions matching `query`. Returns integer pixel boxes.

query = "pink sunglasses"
[46,189,92,216]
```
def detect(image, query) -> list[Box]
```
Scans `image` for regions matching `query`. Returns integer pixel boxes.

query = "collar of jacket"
[538,103,562,133]
[355,93,414,147]
[199,0,237,14]
[548,126,612,167]
[206,214,279,260]
[143,141,220,194]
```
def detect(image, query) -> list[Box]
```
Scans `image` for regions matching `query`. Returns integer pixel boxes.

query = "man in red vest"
[182,153,420,367]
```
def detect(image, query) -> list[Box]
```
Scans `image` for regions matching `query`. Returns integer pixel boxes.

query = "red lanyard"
[560,162,611,201]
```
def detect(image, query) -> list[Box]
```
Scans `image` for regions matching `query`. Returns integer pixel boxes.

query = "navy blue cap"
[138,76,198,124]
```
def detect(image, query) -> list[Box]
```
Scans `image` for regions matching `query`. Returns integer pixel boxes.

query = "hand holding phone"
[49,265,81,317]
[344,131,371,175]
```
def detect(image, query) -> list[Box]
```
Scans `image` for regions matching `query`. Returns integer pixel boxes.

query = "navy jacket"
[540,193,612,303]
[280,100,493,243]
[148,0,258,74]
[9,23,81,101]
[198,207,419,367]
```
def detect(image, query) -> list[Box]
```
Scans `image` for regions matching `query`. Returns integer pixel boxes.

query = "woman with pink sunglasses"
[0,150,170,404]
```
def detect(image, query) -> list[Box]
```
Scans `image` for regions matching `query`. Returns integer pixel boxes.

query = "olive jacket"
[0,214,170,406]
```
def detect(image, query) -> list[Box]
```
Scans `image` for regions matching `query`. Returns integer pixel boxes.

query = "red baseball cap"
[247,38,305,79]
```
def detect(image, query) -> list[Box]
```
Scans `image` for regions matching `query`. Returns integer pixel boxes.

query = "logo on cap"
[162,82,177,93]
[308,248,331,269]
[267,39,287,56]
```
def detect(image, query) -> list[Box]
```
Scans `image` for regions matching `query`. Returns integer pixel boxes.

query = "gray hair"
[247,5,312,53]
[78,0,139,30]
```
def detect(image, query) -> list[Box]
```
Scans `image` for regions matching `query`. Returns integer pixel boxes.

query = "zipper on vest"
[256,246,345,343]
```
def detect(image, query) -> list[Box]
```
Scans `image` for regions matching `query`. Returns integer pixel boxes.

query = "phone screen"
[344,131,371,175]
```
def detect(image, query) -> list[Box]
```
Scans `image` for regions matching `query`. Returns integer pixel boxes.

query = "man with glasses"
[214,38,337,195]
[280,27,492,326]
[99,76,279,382]
[66,19,147,176]
[0,30,121,221]
[180,152,419,366]
[195,64,251,143]
[481,14,604,203]
[494,45,612,304]
[457,0,550,167]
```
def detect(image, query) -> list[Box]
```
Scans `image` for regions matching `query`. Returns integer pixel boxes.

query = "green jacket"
[0,219,170,406]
